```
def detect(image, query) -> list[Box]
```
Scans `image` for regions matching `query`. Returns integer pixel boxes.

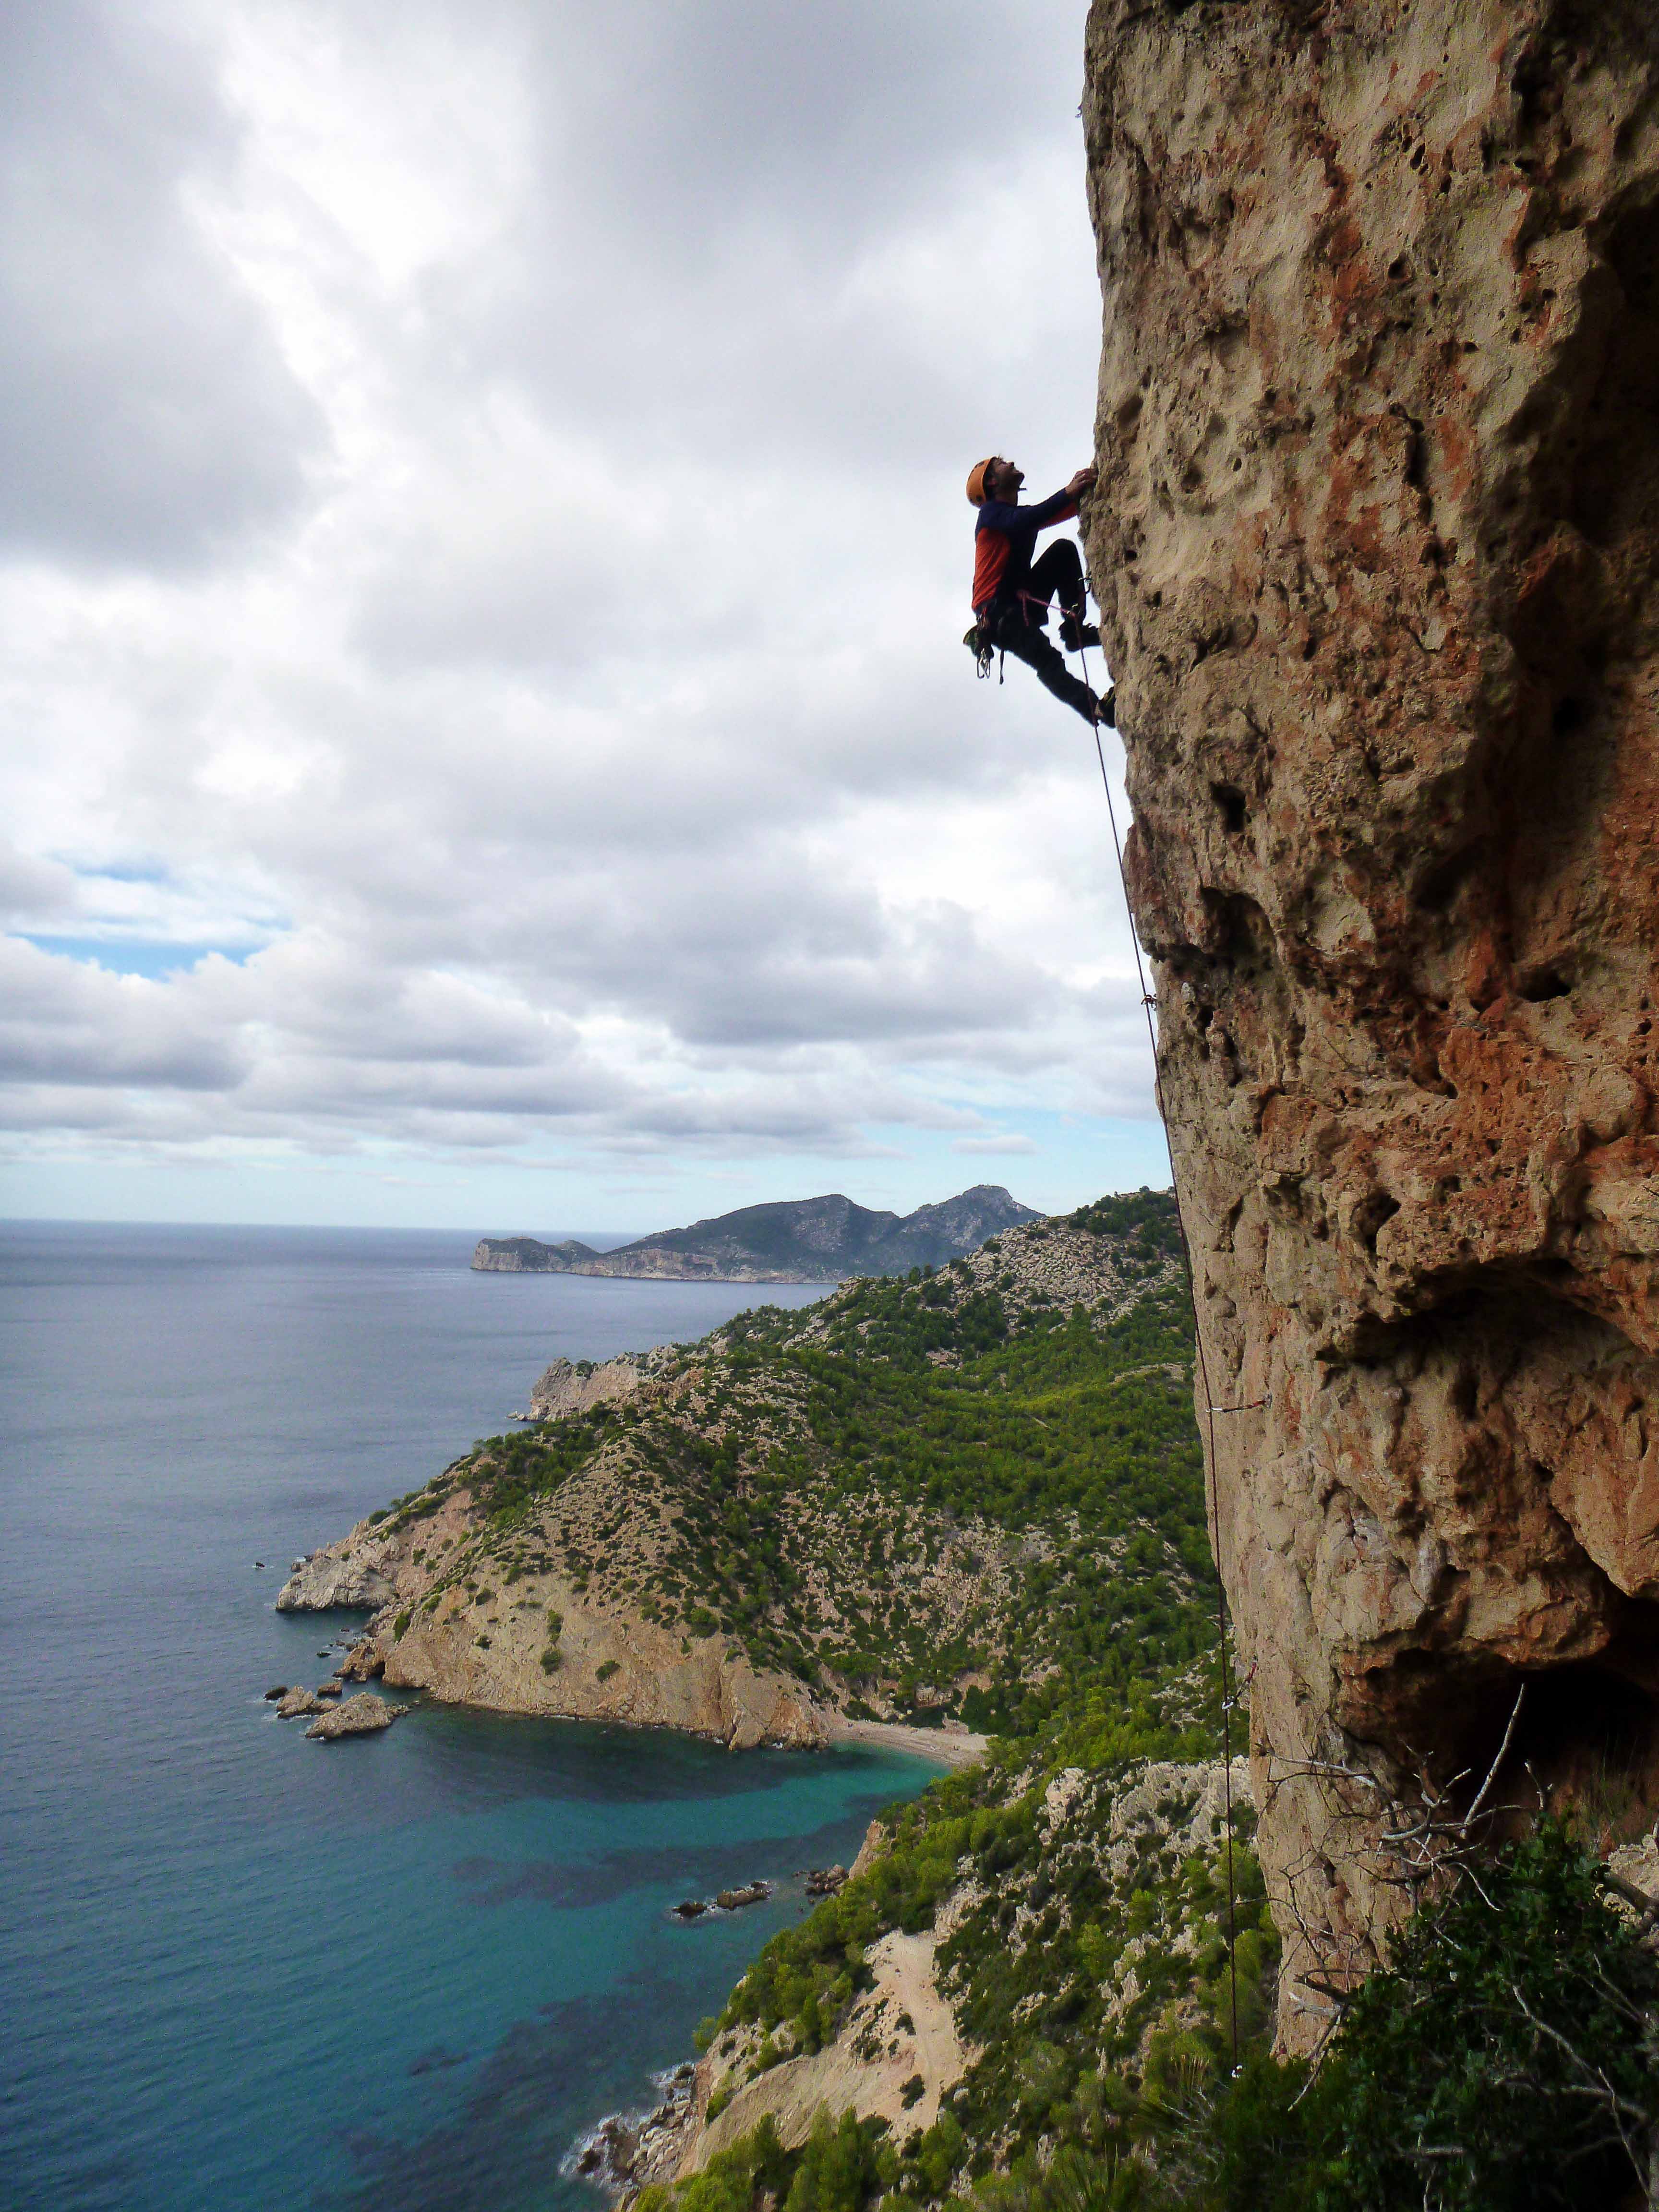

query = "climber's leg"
[1026,539,1087,629]
[1024,540,1101,654]
[991,605,1103,725]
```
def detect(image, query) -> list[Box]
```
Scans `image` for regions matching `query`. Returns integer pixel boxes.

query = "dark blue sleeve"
[977,490,1079,533]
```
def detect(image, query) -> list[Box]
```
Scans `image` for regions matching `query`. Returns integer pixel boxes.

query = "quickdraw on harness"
[964,593,1072,685]
[965,591,1101,694]
[963,622,998,681]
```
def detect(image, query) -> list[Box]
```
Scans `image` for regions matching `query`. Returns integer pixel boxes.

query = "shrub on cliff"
[636,2114,793,2212]
[637,2112,896,2212]
[1309,1821,1659,2212]
[1148,1822,1659,2211]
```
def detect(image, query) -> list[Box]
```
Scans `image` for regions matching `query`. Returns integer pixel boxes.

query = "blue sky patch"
[22,936,255,979]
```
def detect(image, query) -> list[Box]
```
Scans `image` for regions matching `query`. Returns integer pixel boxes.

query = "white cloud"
[0,0,1158,1227]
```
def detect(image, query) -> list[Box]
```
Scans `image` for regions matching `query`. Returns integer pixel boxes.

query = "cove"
[0,1223,938,2211]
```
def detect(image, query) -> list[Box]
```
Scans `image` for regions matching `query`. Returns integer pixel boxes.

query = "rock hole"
[1417,839,1483,914]
[1397,1659,1659,1848]
[1551,695,1587,738]
[1512,1660,1659,1846]
[1518,967,1571,1002]
[1211,781,1248,834]
[1355,1191,1400,1255]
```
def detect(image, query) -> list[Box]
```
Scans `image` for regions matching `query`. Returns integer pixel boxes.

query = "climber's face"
[988,457,1024,501]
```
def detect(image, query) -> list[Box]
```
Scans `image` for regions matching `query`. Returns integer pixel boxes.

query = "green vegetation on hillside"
[659,1792,1657,2212]
[390,1193,1214,1739]
[373,1190,1656,2210]
[614,1197,1657,2212]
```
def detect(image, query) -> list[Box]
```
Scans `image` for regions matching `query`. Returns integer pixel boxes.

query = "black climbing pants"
[984,540,1097,724]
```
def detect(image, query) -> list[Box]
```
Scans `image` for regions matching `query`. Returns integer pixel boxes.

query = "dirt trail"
[682,1929,965,2172]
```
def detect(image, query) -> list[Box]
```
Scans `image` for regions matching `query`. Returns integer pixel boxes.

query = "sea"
[0,1221,940,2212]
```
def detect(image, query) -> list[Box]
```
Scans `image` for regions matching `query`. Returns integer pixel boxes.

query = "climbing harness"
[968,590,1094,689]
[1076,629,1245,2071]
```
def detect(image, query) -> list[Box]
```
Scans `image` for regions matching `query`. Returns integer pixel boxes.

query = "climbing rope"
[1076,633,1243,2070]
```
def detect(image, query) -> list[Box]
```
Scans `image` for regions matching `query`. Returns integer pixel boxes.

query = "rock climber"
[966,456,1115,726]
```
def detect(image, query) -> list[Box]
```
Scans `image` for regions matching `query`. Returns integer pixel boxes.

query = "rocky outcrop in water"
[274,1472,831,1750]
[279,1211,1168,1756]
[305,1693,407,1740]
[1083,0,1659,2044]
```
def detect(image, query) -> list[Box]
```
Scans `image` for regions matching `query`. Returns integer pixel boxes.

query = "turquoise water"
[0,1223,936,2211]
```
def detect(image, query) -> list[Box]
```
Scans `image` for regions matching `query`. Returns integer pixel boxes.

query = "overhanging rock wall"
[1082,0,1659,2044]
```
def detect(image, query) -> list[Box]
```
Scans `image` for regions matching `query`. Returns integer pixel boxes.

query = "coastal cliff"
[280,1192,1284,2200]
[1082,0,1659,2043]
[280,1456,829,1750]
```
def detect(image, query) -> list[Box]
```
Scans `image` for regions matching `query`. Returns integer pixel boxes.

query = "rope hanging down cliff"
[959,456,1240,2058]
[1077,633,1244,2070]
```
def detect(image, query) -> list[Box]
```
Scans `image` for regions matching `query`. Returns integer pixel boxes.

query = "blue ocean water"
[0,1222,938,2212]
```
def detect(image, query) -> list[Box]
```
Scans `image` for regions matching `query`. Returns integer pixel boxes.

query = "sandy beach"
[824,1716,989,1769]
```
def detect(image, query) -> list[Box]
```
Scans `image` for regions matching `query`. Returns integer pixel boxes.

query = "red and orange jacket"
[971,488,1080,616]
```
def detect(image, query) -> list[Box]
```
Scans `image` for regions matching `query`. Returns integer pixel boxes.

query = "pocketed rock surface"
[1083,0,1659,2044]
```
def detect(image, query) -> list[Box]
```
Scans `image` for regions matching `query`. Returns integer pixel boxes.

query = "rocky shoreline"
[564,2065,702,2202]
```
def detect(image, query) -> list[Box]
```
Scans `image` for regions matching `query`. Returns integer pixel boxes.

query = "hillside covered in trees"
[288,1189,1659,2211]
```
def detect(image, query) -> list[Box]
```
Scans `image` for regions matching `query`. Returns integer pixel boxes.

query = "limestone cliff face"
[527,1350,666,1423]
[1083,0,1659,2040]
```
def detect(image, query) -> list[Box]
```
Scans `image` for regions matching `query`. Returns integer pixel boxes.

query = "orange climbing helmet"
[966,457,998,505]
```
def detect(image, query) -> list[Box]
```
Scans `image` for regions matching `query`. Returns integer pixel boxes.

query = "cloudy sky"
[0,0,1165,1235]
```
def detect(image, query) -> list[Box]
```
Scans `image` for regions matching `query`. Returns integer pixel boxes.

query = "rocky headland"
[1082,0,1659,2045]
[471,1185,1038,1282]
[278,1200,1190,1754]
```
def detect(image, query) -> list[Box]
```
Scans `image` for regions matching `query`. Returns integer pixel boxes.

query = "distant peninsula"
[470,1184,1039,1283]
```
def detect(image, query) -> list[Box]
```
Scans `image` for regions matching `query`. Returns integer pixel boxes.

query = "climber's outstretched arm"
[975,486,1080,536]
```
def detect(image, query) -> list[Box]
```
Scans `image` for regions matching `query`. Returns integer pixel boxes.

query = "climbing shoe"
[1060,617,1101,653]
[1093,686,1118,729]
